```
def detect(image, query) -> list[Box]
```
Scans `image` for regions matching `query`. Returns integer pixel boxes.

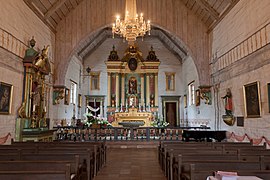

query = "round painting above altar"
[128,57,138,71]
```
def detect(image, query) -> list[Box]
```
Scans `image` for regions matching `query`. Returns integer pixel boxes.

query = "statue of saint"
[222,88,233,116]
[34,45,51,74]
[129,78,137,94]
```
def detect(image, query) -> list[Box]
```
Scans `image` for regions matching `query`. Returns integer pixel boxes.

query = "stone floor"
[94,143,167,180]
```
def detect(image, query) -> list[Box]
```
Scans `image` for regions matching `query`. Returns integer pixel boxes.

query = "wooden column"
[115,73,120,108]
[140,74,145,105]
[146,74,150,107]
[155,73,158,106]
[121,73,125,107]
[107,73,111,106]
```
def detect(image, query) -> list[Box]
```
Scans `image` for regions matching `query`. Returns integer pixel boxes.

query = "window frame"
[188,81,195,106]
[70,80,77,105]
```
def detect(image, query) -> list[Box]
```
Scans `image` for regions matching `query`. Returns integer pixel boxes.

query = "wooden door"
[165,102,177,127]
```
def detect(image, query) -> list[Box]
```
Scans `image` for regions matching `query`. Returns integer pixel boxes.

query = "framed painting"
[195,89,200,106]
[78,94,82,108]
[64,88,70,105]
[0,82,13,114]
[268,83,270,113]
[243,81,261,118]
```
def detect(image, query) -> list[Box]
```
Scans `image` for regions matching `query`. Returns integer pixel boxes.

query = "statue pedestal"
[15,118,54,142]
[112,108,153,127]
[222,115,235,126]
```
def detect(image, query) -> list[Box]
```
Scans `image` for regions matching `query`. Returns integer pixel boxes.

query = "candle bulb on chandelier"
[140,13,143,23]
[116,15,120,25]
[125,11,129,20]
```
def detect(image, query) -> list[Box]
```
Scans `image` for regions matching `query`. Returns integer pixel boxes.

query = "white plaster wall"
[0,48,24,139]
[181,56,215,129]
[0,1,55,141]
[53,56,82,125]
[212,0,270,57]
[0,0,55,56]
[212,0,270,141]
[218,63,270,140]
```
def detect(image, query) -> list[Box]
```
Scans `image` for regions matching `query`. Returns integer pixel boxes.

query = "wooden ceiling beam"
[44,0,67,19]
[196,0,219,20]
[208,0,240,32]
[23,0,56,33]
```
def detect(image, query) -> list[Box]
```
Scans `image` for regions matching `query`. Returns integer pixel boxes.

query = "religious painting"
[268,83,270,113]
[243,81,261,118]
[78,94,82,108]
[128,58,138,71]
[90,72,100,90]
[165,72,175,91]
[195,89,200,106]
[0,82,13,114]
[184,95,187,108]
[64,88,70,105]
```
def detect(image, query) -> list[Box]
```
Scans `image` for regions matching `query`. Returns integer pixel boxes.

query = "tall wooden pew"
[159,141,270,180]
[0,163,73,180]
[1,140,107,180]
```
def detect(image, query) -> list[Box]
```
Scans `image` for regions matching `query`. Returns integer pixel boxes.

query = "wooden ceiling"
[181,0,240,29]
[24,0,239,32]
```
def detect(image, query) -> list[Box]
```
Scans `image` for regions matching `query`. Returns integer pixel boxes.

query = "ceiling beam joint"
[196,0,219,20]
[44,0,67,19]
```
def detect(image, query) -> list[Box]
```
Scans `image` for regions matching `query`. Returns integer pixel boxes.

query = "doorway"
[165,102,177,127]
[161,96,180,127]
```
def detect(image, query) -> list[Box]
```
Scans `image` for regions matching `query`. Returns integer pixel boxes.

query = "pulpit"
[112,108,153,127]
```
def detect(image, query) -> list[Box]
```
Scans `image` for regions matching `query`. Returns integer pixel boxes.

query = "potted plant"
[83,112,111,128]
[151,115,169,128]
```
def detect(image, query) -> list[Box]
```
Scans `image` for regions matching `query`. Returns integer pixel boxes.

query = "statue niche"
[129,77,137,94]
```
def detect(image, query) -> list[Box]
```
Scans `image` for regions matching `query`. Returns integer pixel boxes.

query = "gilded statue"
[34,45,51,74]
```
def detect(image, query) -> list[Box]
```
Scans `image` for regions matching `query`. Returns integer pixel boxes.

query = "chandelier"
[112,0,151,43]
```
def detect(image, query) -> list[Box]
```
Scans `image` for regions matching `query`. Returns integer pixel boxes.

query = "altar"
[112,108,153,127]
[106,45,160,126]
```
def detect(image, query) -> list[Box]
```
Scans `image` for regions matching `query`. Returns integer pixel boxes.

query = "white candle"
[33,105,36,112]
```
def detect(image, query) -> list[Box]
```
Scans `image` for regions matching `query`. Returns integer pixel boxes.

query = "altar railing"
[54,127,189,142]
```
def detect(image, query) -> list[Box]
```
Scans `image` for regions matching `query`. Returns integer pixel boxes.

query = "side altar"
[15,38,53,141]
[112,107,153,127]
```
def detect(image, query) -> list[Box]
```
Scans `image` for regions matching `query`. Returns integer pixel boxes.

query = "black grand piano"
[182,129,227,142]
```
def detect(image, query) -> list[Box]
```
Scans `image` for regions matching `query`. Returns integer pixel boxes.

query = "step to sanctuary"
[105,141,159,149]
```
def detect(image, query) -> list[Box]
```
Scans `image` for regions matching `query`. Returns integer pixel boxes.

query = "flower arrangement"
[83,112,111,128]
[151,115,169,128]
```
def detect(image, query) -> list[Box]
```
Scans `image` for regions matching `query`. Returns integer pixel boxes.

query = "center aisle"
[94,143,167,180]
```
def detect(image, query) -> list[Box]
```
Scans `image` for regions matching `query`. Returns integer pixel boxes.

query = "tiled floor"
[94,147,167,180]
